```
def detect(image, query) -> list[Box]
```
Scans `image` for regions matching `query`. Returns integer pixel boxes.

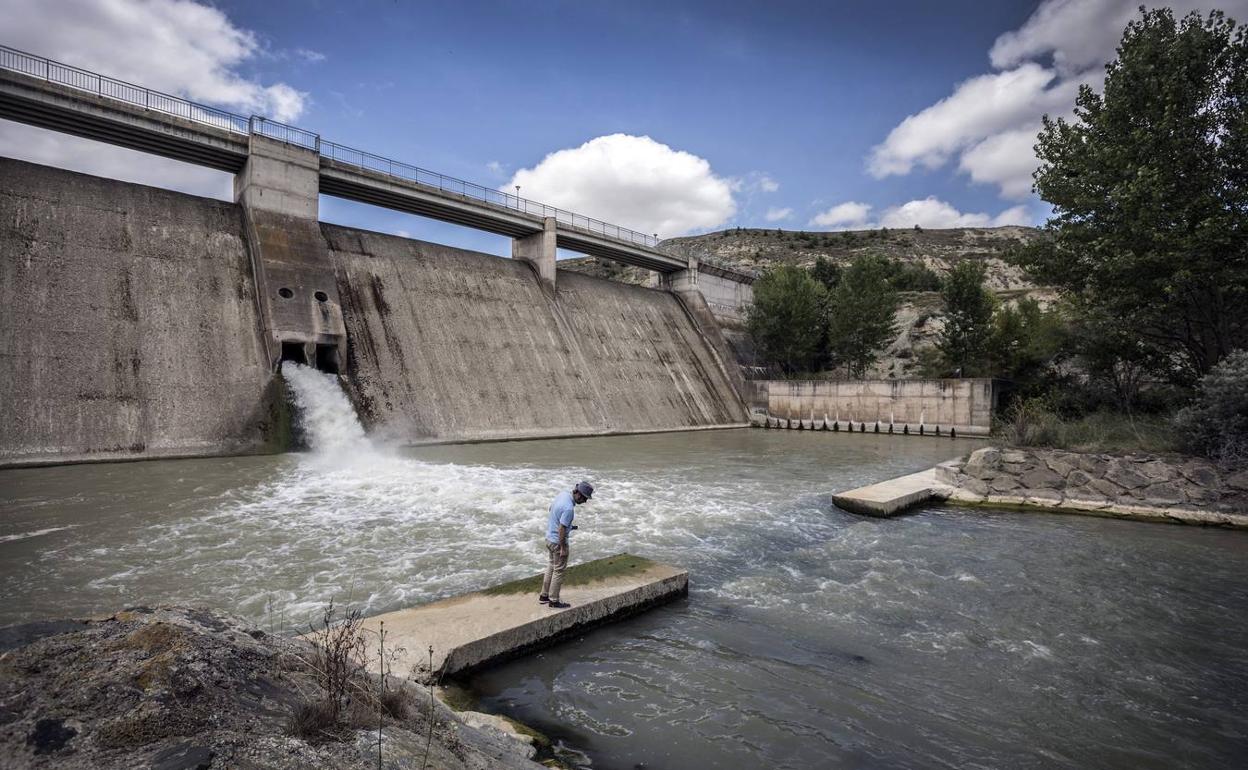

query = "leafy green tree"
[938,260,995,375]
[826,255,899,377]
[1176,349,1248,468]
[747,265,828,374]
[1016,8,1248,384]
[809,256,841,291]
[987,298,1066,384]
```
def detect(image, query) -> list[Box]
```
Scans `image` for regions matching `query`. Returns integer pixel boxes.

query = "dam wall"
[326,226,747,443]
[0,159,747,465]
[0,159,278,466]
[754,378,997,435]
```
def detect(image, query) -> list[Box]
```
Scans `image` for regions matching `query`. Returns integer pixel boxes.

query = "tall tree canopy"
[747,265,827,374]
[1016,8,1248,384]
[826,255,899,378]
[938,260,995,375]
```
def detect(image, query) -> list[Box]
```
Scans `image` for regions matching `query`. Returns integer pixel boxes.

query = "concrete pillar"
[512,217,557,290]
[234,135,346,371]
[661,258,699,293]
[233,135,320,219]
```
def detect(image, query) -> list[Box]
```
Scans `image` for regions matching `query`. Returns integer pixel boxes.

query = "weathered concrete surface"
[756,378,997,436]
[831,467,950,517]
[511,216,556,290]
[0,159,278,466]
[327,226,748,443]
[236,136,347,369]
[358,554,688,683]
[943,447,1248,528]
[1,159,748,465]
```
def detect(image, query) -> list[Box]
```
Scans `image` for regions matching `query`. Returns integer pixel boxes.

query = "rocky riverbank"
[0,606,550,769]
[938,447,1248,527]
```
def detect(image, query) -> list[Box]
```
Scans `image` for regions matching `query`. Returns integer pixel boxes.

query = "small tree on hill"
[826,255,899,378]
[809,256,841,291]
[938,260,995,375]
[747,265,827,375]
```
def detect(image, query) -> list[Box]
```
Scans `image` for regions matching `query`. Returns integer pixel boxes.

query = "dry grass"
[996,400,1179,454]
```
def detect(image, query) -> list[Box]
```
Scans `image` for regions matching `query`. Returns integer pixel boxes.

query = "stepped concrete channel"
[353,554,689,683]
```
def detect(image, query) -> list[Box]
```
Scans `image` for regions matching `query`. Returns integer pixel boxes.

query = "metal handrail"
[0,43,683,253]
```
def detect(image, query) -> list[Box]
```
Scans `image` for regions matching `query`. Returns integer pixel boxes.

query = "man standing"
[539,481,593,609]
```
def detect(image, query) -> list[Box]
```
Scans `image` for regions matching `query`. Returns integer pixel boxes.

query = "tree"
[826,255,899,378]
[1016,8,1248,385]
[987,297,1067,386]
[809,256,841,290]
[747,265,827,374]
[1176,349,1248,468]
[938,260,995,375]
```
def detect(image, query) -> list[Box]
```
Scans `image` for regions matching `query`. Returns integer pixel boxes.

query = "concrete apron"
[355,554,688,683]
[831,467,949,517]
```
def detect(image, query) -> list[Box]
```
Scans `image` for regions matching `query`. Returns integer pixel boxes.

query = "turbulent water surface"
[2,365,1246,768]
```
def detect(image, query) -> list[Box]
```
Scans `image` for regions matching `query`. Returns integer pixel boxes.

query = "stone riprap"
[941,447,1248,527]
[356,554,688,684]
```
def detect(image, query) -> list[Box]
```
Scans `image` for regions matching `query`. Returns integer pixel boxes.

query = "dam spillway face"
[0,158,747,466]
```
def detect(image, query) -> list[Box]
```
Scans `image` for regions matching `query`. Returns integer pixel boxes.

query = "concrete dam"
[0,158,748,466]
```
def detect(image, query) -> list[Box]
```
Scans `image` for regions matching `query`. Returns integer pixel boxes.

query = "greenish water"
[2,428,1245,769]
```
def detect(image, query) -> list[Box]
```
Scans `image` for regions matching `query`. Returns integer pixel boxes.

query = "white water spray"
[281,362,372,455]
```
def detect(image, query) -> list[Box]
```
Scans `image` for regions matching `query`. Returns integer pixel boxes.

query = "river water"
[1,365,1246,768]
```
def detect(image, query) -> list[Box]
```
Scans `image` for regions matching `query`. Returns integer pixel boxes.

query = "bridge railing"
[0,45,250,136]
[0,44,718,258]
[318,139,660,248]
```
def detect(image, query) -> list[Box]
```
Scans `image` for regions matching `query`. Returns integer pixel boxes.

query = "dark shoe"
[538,595,550,604]
[547,600,571,609]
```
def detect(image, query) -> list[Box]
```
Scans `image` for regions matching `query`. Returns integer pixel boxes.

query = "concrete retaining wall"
[0,159,279,465]
[327,226,747,443]
[696,268,753,325]
[1,160,749,464]
[754,378,996,435]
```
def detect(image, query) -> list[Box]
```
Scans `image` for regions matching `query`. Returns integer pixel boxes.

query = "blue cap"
[575,481,594,499]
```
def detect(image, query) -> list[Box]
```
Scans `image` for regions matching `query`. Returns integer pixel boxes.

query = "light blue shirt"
[545,490,576,544]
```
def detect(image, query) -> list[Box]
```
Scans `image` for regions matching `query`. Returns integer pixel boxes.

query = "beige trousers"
[541,541,568,600]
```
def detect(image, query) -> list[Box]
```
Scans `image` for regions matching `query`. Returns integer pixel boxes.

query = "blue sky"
[2,0,1243,256]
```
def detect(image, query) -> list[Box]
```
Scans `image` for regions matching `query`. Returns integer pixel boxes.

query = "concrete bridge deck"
[356,554,688,683]
[0,47,751,281]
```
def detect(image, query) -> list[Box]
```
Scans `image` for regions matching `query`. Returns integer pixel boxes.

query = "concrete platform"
[358,554,687,683]
[831,468,949,517]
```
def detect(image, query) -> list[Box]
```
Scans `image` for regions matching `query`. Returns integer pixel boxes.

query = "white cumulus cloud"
[0,0,312,196]
[878,197,1031,229]
[2,0,309,121]
[809,198,1032,230]
[810,201,873,229]
[506,134,736,237]
[764,207,793,222]
[758,176,780,193]
[867,0,1245,198]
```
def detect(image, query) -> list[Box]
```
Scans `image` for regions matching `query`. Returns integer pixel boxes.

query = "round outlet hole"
[278,287,293,299]
[314,291,329,302]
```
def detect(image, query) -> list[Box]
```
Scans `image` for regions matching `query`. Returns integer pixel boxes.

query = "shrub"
[1176,350,1248,468]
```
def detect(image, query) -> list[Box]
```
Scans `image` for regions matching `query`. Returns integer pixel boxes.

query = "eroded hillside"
[560,226,1053,378]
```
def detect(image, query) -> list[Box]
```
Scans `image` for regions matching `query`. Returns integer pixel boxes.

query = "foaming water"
[2,430,1246,768]
[281,362,372,456]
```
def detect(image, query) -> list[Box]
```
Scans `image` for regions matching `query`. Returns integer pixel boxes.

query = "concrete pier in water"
[831,467,950,517]
[359,554,688,682]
